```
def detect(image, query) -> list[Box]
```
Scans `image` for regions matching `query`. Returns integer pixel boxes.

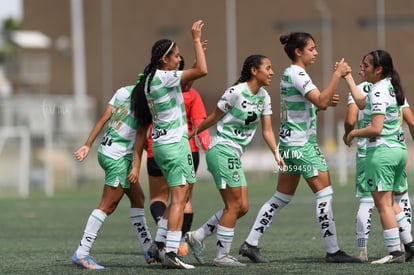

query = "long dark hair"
[233,54,267,85]
[368,49,405,106]
[131,39,177,126]
[280,32,314,62]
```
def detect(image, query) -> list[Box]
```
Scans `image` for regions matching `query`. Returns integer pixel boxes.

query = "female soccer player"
[344,50,414,264]
[186,54,285,267]
[344,61,414,262]
[238,32,359,263]
[131,20,207,269]
[71,83,153,270]
[146,56,210,257]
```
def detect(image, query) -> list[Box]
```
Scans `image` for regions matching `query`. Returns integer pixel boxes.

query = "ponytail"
[131,72,151,127]
[369,50,405,106]
[131,38,177,126]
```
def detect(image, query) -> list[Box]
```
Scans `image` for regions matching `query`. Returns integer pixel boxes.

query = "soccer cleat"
[185,231,205,264]
[404,242,414,261]
[72,252,104,270]
[144,251,156,264]
[178,241,189,257]
[162,251,195,269]
[357,247,368,262]
[147,241,163,263]
[239,242,270,263]
[213,254,246,267]
[326,250,362,263]
[371,251,405,264]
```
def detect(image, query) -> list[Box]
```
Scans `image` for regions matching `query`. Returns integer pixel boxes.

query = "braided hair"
[368,49,405,106]
[234,54,267,85]
[280,32,314,62]
[131,39,177,126]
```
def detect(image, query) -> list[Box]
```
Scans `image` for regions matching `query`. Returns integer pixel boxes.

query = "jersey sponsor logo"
[298,72,305,76]
[241,100,261,110]
[245,111,258,125]
[303,80,311,90]
[233,128,251,139]
[101,135,113,146]
[374,91,380,97]
[279,128,291,138]
[152,128,167,140]
[372,102,382,112]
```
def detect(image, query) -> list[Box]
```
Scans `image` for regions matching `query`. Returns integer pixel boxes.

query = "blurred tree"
[0,17,21,63]
[0,17,21,94]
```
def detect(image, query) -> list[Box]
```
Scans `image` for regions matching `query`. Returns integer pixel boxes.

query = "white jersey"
[363,78,405,149]
[279,64,318,146]
[98,85,137,160]
[210,82,272,157]
[145,69,186,144]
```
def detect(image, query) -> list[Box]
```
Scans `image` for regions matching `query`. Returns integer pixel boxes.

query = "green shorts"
[98,152,132,189]
[355,155,371,198]
[206,144,247,189]
[278,141,328,179]
[153,137,196,187]
[364,146,407,193]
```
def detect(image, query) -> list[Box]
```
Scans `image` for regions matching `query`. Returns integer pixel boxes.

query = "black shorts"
[147,152,200,177]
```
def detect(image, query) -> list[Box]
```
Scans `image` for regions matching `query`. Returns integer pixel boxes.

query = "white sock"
[216,225,234,259]
[165,230,181,254]
[245,192,292,246]
[315,186,339,254]
[130,208,152,252]
[396,211,413,244]
[194,210,222,241]
[76,209,107,258]
[394,192,412,230]
[155,217,168,243]
[356,197,375,249]
[383,227,401,253]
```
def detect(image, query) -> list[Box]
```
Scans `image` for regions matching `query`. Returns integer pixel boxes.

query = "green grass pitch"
[1,172,414,274]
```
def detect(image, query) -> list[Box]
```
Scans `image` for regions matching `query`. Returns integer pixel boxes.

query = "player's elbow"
[199,68,208,77]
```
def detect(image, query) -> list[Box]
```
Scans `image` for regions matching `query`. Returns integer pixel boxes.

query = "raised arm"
[344,74,367,110]
[181,20,208,84]
[306,58,350,110]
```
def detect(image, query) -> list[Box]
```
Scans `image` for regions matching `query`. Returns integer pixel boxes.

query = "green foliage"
[1,172,414,274]
[0,17,21,64]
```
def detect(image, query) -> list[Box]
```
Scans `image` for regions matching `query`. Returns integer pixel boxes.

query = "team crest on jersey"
[232,170,240,182]
[257,100,264,112]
